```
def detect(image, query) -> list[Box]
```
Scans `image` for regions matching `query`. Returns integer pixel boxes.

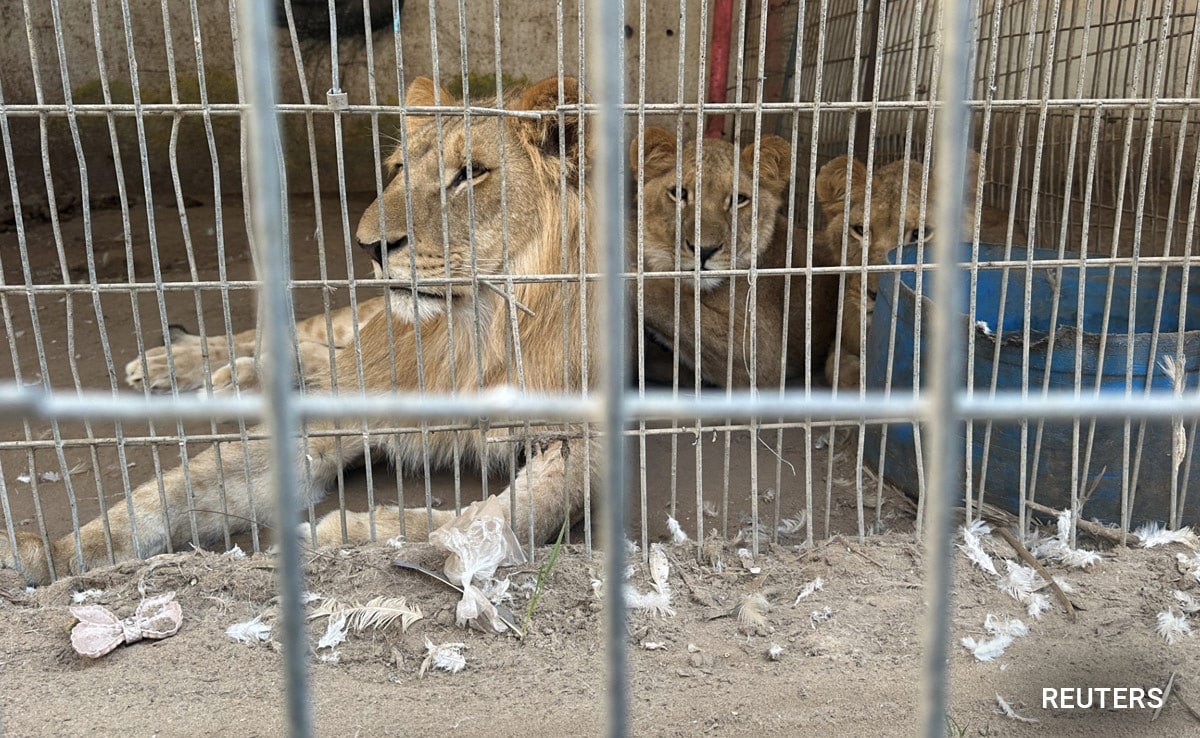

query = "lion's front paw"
[124,326,226,393]
[208,356,260,395]
[0,531,53,586]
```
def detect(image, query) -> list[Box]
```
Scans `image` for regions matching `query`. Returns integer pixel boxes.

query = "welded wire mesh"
[1,0,1198,735]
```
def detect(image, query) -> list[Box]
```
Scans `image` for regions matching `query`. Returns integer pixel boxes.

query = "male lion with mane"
[2,76,600,585]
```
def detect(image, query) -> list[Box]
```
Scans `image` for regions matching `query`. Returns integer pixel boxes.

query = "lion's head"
[630,127,793,291]
[814,152,987,294]
[355,76,586,323]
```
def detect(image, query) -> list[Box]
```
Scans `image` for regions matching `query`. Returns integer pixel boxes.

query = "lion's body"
[4,77,599,584]
[814,154,1020,389]
[632,130,838,388]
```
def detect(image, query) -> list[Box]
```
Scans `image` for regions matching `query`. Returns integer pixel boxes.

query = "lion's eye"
[735,193,750,208]
[910,226,933,243]
[667,186,688,203]
[449,162,490,190]
[850,224,865,238]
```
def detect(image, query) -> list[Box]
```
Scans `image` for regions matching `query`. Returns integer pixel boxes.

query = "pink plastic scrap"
[70,591,183,658]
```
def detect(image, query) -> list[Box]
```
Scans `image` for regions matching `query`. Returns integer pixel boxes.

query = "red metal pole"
[705,0,735,138]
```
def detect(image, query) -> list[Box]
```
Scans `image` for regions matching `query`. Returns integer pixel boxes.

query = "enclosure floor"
[1,538,1195,736]
[0,195,903,555]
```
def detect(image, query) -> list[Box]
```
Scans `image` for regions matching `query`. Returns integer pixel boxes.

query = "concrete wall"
[1,0,710,204]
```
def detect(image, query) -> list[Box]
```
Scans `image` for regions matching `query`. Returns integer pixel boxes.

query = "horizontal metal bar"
[0,97,1197,118]
[6,254,1197,294]
[4,385,1200,425]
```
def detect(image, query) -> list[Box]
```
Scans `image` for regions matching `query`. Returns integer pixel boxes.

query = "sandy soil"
[1,532,1198,736]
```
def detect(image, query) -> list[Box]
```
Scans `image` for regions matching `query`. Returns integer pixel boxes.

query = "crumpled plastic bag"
[429,496,527,633]
[70,591,183,658]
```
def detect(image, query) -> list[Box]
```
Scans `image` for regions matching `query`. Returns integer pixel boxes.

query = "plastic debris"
[71,591,183,658]
[429,496,527,634]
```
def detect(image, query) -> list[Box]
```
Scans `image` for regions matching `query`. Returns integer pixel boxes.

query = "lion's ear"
[404,77,455,129]
[741,135,792,195]
[630,126,677,179]
[514,76,587,163]
[815,155,868,218]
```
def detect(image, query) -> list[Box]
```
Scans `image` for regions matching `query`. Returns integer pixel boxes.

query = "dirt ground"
[1,532,1199,736]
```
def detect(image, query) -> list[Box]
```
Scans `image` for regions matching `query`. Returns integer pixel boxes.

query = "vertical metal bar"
[234,2,310,735]
[921,0,971,735]
[588,0,628,736]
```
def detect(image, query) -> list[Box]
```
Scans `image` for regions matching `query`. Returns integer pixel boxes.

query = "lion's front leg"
[124,325,257,393]
[306,436,598,549]
[0,427,360,584]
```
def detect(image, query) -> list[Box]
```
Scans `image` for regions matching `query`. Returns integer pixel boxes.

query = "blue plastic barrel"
[864,243,1200,526]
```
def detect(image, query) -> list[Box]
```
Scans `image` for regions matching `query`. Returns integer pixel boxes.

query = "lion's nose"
[358,236,408,265]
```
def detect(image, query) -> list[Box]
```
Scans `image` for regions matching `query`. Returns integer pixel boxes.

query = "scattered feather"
[702,501,718,518]
[736,548,761,574]
[223,545,246,560]
[71,589,105,604]
[318,651,340,664]
[624,538,640,555]
[666,516,690,544]
[1177,551,1200,582]
[301,591,321,604]
[767,643,784,661]
[958,520,998,576]
[317,615,347,650]
[39,471,61,483]
[641,641,667,651]
[810,606,833,627]
[649,544,672,597]
[226,616,272,645]
[793,577,824,605]
[1030,510,1101,568]
[984,614,1029,638]
[1174,590,1200,614]
[624,586,675,618]
[420,639,466,676]
[309,596,423,633]
[1026,593,1052,620]
[735,594,770,631]
[962,634,1014,662]
[1135,523,1199,549]
[480,577,513,605]
[385,535,406,549]
[687,643,700,653]
[995,694,1038,723]
[1156,610,1193,645]
[15,473,30,484]
[776,517,805,538]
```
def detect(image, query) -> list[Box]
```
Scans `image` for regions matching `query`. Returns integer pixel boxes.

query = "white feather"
[984,614,1029,638]
[1174,590,1200,614]
[767,643,784,661]
[1136,523,1199,549]
[793,577,824,605]
[1026,593,1052,620]
[317,614,347,650]
[1178,552,1200,582]
[226,616,272,645]
[1156,610,1193,645]
[420,639,466,676]
[995,694,1039,723]
[666,516,690,544]
[961,634,1013,662]
[648,544,671,596]
[71,589,105,604]
[624,586,675,618]
[958,520,998,576]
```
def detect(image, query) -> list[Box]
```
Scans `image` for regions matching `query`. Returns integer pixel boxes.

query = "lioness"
[814,152,1019,389]
[631,127,838,388]
[2,76,600,584]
